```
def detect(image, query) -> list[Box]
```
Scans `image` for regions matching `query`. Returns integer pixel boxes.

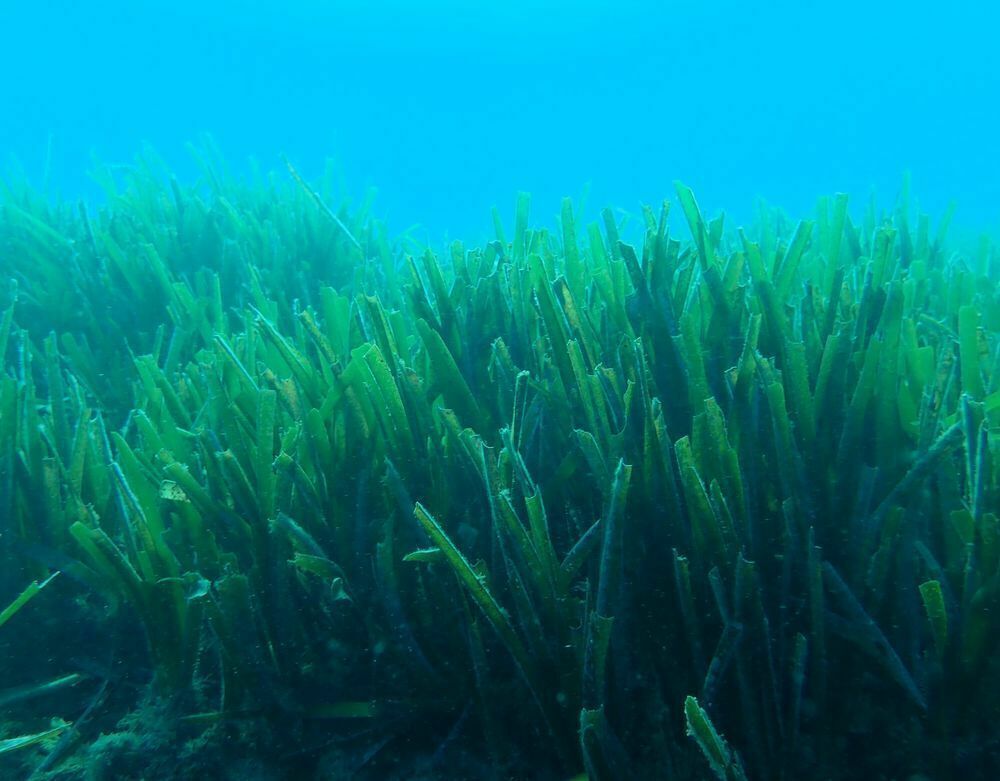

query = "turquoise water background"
[2,0,997,241]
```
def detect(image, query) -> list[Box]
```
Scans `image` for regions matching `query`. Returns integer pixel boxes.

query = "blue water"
[3,0,998,242]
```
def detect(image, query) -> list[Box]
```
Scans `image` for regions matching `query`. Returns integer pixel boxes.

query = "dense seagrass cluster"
[0,148,998,779]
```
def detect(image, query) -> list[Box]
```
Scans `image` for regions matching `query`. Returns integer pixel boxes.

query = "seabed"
[0,151,997,780]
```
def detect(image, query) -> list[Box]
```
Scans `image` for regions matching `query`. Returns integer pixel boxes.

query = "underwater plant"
[0,149,997,779]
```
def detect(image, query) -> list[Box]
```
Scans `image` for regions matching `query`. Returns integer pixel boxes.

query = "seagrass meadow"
[0,150,998,781]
